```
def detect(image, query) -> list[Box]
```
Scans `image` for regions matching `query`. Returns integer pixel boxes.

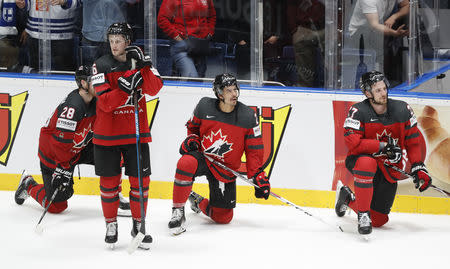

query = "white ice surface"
[1,191,449,269]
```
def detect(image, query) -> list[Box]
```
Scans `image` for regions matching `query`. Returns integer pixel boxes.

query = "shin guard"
[129,176,150,221]
[100,175,121,222]
[173,155,197,208]
[353,156,377,213]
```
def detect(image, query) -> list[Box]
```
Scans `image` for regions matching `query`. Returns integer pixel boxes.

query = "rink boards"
[0,75,449,214]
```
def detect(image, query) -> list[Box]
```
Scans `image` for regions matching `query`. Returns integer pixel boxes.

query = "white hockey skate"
[105,221,118,249]
[14,170,37,205]
[335,180,354,217]
[358,211,372,241]
[168,207,186,235]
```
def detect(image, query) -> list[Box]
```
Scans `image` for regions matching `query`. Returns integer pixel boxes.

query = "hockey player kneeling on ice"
[91,22,163,249]
[168,73,270,235]
[14,65,131,216]
[336,70,431,237]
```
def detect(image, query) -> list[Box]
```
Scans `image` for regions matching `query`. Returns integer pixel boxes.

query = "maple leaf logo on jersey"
[118,89,144,108]
[202,129,233,159]
[376,129,398,144]
[73,123,93,149]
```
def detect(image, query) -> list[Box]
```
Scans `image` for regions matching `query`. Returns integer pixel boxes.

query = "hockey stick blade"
[170,226,186,236]
[361,234,372,242]
[35,224,44,235]
[127,232,145,254]
[203,154,344,232]
[383,162,450,197]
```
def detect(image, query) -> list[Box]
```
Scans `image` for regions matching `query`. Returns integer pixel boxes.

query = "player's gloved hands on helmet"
[383,136,402,163]
[52,166,73,192]
[253,170,270,200]
[179,134,200,155]
[411,163,432,192]
[117,70,143,94]
[126,46,153,69]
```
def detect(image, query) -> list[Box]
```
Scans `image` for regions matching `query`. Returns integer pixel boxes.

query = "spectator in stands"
[231,0,289,83]
[17,0,79,71]
[287,0,325,88]
[0,0,20,69]
[348,0,409,73]
[157,0,216,78]
[0,1,35,73]
[262,0,290,83]
[78,0,139,66]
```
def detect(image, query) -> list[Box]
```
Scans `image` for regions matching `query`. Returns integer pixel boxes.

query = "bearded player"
[335,70,431,237]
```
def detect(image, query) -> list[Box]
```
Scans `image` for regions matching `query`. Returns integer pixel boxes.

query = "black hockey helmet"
[107,22,133,42]
[359,70,390,93]
[213,73,240,99]
[75,65,92,88]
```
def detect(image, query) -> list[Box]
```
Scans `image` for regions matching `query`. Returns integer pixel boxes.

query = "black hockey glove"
[411,163,432,192]
[52,166,73,192]
[253,170,270,200]
[126,46,153,69]
[383,137,402,163]
[117,70,143,94]
[179,134,201,155]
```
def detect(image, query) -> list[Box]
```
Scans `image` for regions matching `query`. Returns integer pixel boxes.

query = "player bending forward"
[14,66,131,216]
[335,71,432,237]
[91,23,163,249]
[168,73,270,235]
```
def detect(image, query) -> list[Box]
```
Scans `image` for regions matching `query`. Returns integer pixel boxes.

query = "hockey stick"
[35,187,59,234]
[203,154,344,232]
[127,59,147,254]
[383,162,450,197]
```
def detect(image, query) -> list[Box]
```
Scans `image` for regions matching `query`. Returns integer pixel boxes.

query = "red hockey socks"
[28,183,68,213]
[100,175,121,222]
[28,183,45,206]
[172,154,197,208]
[129,176,150,221]
[352,156,376,212]
[198,198,209,214]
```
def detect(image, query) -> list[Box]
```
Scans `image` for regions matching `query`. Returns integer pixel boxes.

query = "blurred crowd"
[1,0,446,88]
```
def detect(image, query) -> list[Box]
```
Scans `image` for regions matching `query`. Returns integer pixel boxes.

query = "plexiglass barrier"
[0,0,448,93]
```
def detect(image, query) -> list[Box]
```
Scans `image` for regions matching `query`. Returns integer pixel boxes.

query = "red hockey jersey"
[186,97,264,183]
[343,98,424,183]
[91,54,163,146]
[38,89,96,170]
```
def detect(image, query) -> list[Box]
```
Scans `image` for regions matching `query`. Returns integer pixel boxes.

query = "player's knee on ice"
[210,207,233,224]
